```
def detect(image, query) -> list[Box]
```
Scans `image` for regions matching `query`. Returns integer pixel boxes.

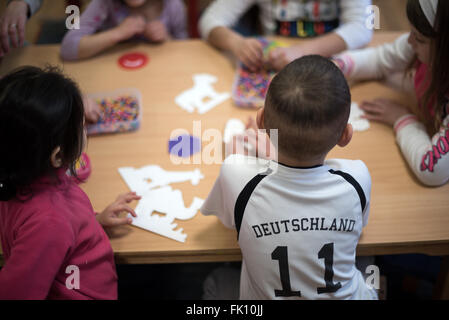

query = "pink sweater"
[0,169,117,300]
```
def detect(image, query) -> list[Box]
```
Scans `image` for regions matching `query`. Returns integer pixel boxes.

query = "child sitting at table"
[60,0,187,61]
[201,55,377,299]
[0,66,141,299]
[333,0,449,186]
[198,0,373,71]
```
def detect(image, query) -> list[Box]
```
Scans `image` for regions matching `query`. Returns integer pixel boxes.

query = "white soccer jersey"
[201,154,377,300]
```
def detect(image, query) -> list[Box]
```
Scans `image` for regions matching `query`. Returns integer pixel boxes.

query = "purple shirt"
[61,0,187,60]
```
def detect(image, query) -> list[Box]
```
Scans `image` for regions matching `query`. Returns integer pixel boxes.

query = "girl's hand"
[232,37,263,72]
[359,98,411,127]
[269,46,304,71]
[0,0,28,57]
[116,15,146,41]
[144,20,168,43]
[83,95,101,123]
[96,192,141,228]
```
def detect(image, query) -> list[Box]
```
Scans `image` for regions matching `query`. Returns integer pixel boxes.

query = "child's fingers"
[17,17,25,47]
[8,24,18,49]
[114,204,138,217]
[248,40,263,61]
[108,216,133,227]
[360,101,383,114]
[124,192,141,203]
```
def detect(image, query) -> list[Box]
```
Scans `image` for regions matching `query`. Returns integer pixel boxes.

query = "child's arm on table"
[208,27,263,72]
[269,0,373,71]
[394,111,449,187]
[360,99,449,186]
[333,33,414,80]
[269,33,347,71]
[198,0,262,71]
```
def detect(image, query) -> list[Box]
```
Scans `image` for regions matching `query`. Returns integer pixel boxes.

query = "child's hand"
[96,192,141,228]
[116,15,146,41]
[226,117,276,160]
[232,37,263,72]
[269,46,304,71]
[0,0,28,57]
[83,95,101,123]
[144,21,168,43]
[360,98,411,127]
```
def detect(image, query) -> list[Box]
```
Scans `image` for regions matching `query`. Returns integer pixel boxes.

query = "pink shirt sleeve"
[0,212,74,299]
[60,0,112,61]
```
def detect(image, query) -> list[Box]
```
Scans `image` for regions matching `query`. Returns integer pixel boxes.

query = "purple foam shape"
[168,135,201,158]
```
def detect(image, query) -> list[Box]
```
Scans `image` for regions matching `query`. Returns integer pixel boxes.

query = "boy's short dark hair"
[0,66,85,201]
[264,55,351,160]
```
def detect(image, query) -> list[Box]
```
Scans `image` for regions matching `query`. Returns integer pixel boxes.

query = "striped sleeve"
[334,33,414,80]
[394,112,449,186]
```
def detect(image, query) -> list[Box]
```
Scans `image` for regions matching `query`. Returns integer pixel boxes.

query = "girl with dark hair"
[60,0,188,61]
[0,66,140,299]
[333,0,449,187]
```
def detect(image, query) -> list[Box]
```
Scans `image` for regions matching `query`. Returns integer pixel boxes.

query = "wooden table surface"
[1,32,449,267]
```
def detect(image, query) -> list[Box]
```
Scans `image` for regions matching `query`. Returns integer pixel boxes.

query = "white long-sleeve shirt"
[334,33,449,186]
[199,0,373,50]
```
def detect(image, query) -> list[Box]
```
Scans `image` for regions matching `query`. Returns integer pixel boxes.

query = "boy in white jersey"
[201,55,377,300]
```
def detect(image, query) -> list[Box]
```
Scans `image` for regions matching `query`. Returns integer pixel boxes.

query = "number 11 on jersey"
[272,243,342,297]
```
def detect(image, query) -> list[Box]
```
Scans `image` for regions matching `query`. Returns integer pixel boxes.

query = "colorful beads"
[232,39,282,108]
[87,95,140,135]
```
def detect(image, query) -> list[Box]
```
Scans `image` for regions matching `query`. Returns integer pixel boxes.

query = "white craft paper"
[349,102,370,132]
[175,74,230,114]
[118,165,205,242]
[118,165,204,195]
[130,186,204,243]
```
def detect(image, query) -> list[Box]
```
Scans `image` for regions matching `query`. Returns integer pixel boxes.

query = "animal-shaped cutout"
[130,186,204,243]
[175,74,230,114]
[118,165,205,242]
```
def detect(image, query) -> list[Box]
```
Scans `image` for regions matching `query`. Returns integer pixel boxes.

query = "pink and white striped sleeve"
[394,111,449,187]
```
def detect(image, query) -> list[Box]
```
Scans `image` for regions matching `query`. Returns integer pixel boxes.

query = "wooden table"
[1,32,449,297]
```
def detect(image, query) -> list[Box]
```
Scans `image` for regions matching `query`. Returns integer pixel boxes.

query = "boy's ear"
[50,146,63,168]
[256,108,265,130]
[337,124,353,148]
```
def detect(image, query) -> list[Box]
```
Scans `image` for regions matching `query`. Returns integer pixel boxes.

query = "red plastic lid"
[118,52,149,70]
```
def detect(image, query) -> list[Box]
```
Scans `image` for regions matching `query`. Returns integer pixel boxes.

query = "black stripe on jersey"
[328,169,367,213]
[234,169,272,241]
